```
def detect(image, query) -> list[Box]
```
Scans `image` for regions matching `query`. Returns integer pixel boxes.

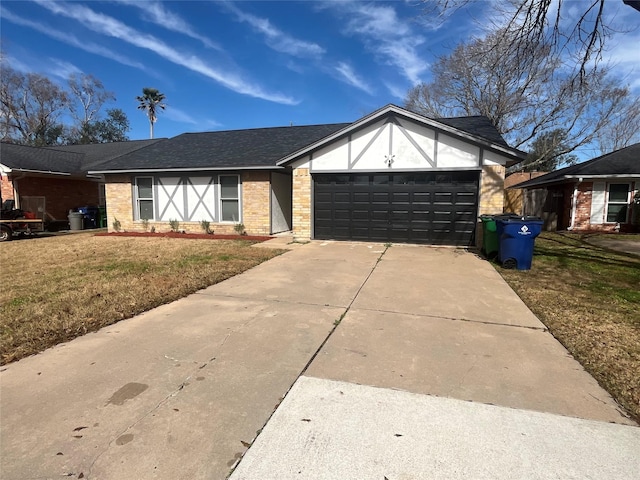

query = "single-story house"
[0,140,160,224]
[89,105,525,246]
[514,142,640,232]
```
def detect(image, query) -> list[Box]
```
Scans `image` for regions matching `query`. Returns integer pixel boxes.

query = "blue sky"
[1,0,639,143]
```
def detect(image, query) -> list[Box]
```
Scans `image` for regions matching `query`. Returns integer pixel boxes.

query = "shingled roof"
[49,139,162,170]
[515,142,640,189]
[89,124,351,173]
[0,143,84,175]
[435,116,509,147]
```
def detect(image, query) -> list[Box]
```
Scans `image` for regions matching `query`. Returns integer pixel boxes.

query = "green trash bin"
[480,215,499,258]
[98,207,107,228]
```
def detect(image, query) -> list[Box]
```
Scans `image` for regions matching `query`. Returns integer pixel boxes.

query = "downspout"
[567,178,582,231]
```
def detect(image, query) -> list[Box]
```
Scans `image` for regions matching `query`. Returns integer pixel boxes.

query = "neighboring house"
[90,105,526,246]
[503,171,550,216]
[0,140,161,225]
[515,143,640,232]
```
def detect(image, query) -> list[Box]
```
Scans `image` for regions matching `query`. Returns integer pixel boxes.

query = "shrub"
[200,220,213,234]
[169,219,180,232]
[112,218,122,232]
[234,223,246,235]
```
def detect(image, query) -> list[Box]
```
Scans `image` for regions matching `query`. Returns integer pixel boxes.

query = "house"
[89,105,525,246]
[514,143,640,232]
[0,140,160,226]
[503,171,550,216]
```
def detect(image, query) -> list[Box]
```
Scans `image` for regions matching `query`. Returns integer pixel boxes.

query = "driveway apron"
[0,242,381,480]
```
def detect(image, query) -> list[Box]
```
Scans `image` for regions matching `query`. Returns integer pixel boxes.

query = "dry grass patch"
[497,232,640,422]
[0,233,284,364]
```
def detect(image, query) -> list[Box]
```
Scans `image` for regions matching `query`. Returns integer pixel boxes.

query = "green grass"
[498,232,640,422]
[0,233,284,364]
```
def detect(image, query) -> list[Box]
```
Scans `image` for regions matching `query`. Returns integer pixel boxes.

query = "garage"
[314,171,479,245]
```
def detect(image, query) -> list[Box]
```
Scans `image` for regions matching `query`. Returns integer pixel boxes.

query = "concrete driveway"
[1,241,637,479]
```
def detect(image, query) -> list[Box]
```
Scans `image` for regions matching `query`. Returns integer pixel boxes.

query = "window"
[135,177,154,220]
[606,183,630,223]
[219,175,240,222]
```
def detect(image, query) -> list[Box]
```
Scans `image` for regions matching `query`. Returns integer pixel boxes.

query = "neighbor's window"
[135,177,154,220]
[606,183,629,223]
[219,175,240,222]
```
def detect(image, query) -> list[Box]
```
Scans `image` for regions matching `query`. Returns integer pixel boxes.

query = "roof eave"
[89,165,285,175]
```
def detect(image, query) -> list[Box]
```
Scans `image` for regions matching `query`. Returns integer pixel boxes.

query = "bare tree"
[405,27,639,169]
[0,66,68,145]
[423,1,639,83]
[68,73,115,126]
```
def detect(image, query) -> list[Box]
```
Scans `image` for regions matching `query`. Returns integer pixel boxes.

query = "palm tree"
[136,88,166,139]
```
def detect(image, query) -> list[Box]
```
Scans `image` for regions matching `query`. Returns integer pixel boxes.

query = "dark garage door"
[313,172,479,245]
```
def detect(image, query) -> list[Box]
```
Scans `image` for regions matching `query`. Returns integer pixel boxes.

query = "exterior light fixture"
[385,154,395,168]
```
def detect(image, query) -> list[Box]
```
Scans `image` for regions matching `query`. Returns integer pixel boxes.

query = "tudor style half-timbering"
[279,105,524,245]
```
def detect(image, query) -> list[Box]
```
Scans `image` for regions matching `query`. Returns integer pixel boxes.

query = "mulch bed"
[95,232,274,242]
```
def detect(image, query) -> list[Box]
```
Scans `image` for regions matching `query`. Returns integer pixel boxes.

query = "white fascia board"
[89,166,285,175]
[277,104,525,166]
[0,163,12,174]
[9,168,71,176]
[564,174,640,179]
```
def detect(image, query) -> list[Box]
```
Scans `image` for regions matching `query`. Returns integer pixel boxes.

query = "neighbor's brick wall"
[503,172,549,215]
[1,175,14,202]
[241,171,271,235]
[15,176,100,220]
[573,182,594,230]
[291,167,311,240]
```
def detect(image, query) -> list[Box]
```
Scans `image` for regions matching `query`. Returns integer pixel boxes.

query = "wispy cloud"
[48,59,82,80]
[33,1,297,105]
[384,82,407,100]
[116,0,221,50]
[164,107,222,129]
[224,2,325,59]
[334,62,373,94]
[327,2,428,85]
[0,6,146,70]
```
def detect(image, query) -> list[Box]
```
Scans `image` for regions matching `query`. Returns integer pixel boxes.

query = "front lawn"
[0,233,284,364]
[497,232,640,422]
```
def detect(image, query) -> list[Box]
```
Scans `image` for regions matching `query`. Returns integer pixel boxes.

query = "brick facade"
[1,175,14,203]
[478,165,506,216]
[105,172,272,235]
[291,167,311,240]
[11,176,100,220]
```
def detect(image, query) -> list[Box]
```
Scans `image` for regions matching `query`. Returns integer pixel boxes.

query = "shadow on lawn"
[532,233,640,271]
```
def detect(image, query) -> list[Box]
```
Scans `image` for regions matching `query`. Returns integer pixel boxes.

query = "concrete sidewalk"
[1,241,637,480]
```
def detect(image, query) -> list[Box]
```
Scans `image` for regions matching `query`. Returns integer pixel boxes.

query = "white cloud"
[384,82,407,100]
[116,0,222,51]
[163,107,222,129]
[224,2,325,59]
[47,59,82,80]
[33,1,298,105]
[334,61,373,94]
[0,6,146,70]
[327,2,428,85]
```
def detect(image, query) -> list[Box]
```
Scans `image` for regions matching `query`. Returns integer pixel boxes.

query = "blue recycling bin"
[497,217,544,270]
[77,206,100,229]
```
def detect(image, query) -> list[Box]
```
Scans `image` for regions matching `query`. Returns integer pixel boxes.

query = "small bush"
[112,218,121,232]
[169,219,180,232]
[141,218,150,232]
[234,223,246,235]
[200,219,213,234]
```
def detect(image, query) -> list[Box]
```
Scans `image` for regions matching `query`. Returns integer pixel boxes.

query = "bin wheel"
[0,225,12,242]
[502,258,517,269]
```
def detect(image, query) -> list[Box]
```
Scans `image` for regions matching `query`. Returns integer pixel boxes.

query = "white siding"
[186,177,216,221]
[483,151,510,166]
[437,134,479,168]
[590,181,606,224]
[157,177,185,221]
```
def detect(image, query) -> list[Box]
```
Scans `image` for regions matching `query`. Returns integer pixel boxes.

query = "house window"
[135,177,154,220]
[219,175,240,222]
[606,183,629,223]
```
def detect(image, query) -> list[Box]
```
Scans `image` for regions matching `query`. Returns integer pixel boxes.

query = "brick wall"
[14,176,100,220]
[1,175,14,203]
[478,165,506,216]
[105,172,272,235]
[291,167,311,240]
[241,171,271,235]
[573,182,593,229]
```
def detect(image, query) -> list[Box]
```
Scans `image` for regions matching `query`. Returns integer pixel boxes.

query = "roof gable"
[277,104,524,166]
